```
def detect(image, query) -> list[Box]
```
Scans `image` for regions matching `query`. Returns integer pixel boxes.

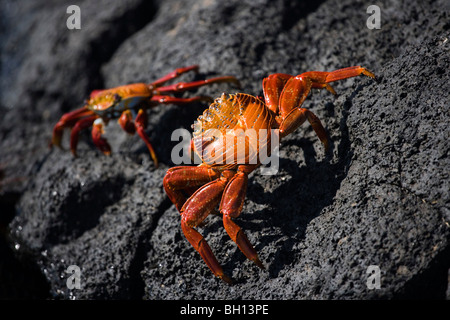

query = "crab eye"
[113,93,122,103]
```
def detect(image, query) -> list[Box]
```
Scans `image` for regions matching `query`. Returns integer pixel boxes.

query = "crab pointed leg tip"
[51,136,62,149]
[220,274,233,284]
[191,65,200,73]
[363,69,376,79]
[325,84,337,96]
[150,154,159,168]
[254,257,265,269]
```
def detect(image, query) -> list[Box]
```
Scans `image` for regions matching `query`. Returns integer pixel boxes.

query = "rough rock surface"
[0,0,449,299]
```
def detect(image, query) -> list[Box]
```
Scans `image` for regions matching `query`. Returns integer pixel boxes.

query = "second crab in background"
[50,65,240,167]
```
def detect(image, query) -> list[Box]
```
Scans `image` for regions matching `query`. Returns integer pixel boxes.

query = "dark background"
[0,0,449,299]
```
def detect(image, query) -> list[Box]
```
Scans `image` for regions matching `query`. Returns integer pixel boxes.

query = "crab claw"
[92,118,112,156]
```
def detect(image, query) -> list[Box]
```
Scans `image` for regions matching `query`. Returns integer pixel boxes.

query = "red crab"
[163,66,375,283]
[50,65,240,166]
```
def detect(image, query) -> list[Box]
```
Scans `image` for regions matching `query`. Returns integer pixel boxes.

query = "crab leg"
[163,166,220,211]
[134,109,159,167]
[150,95,214,105]
[70,115,99,156]
[301,66,376,95]
[51,106,96,148]
[277,66,375,144]
[280,107,329,149]
[180,176,232,283]
[117,109,160,166]
[118,110,136,134]
[156,76,241,95]
[220,168,264,269]
[150,65,200,88]
[279,66,375,118]
[262,73,293,113]
[278,76,314,119]
[313,66,375,83]
[269,75,328,145]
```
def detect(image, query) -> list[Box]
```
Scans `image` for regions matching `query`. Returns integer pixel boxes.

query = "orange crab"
[50,65,240,166]
[163,66,375,283]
